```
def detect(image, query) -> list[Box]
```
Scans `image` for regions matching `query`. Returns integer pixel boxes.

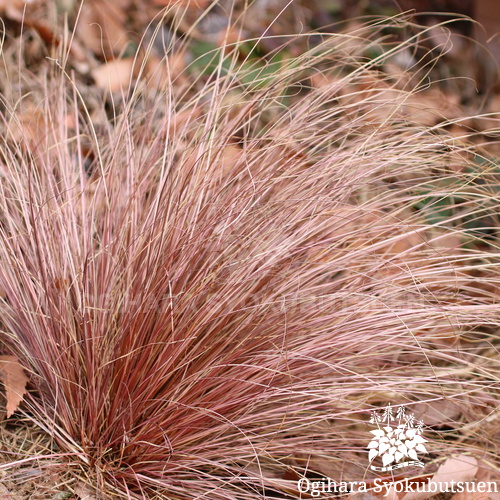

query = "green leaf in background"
[414,194,455,225]
[189,40,288,90]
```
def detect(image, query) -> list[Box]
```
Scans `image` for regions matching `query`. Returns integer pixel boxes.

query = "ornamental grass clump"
[0,10,498,499]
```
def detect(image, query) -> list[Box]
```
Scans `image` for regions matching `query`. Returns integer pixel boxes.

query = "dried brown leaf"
[450,463,500,500]
[145,53,188,90]
[77,0,131,57]
[91,58,136,92]
[412,399,463,427]
[0,355,28,418]
[404,89,461,126]
[0,0,43,19]
[402,455,478,500]
[8,104,46,145]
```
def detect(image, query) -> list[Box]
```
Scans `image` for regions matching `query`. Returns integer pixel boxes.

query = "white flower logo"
[368,405,427,471]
